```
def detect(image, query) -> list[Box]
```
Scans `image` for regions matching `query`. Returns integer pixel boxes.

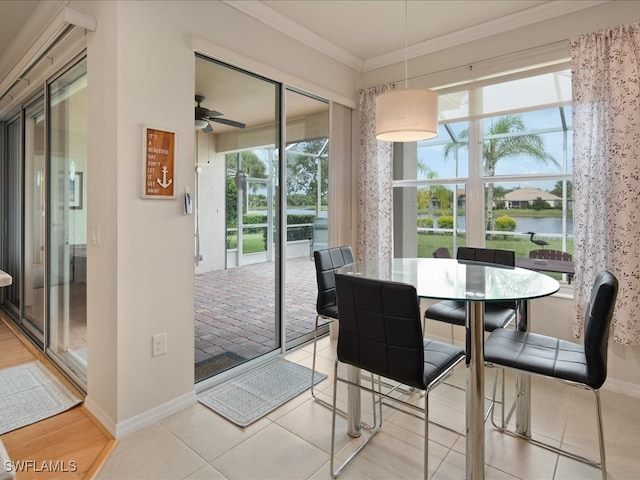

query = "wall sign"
[143,126,176,198]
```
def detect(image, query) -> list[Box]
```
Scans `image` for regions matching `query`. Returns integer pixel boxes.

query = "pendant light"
[375,1,438,142]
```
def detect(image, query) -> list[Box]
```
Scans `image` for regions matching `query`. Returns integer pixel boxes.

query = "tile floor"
[97,335,640,480]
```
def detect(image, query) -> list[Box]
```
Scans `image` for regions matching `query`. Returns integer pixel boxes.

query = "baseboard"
[83,396,117,436]
[603,377,640,399]
[115,390,197,438]
[83,390,197,438]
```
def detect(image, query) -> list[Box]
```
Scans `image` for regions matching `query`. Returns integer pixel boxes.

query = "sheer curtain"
[571,22,640,345]
[357,85,393,261]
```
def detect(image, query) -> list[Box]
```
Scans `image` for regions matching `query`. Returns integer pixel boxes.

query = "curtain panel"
[571,22,640,345]
[357,85,393,262]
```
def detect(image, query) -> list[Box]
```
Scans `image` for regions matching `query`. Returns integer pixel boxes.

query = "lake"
[434,215,573,235]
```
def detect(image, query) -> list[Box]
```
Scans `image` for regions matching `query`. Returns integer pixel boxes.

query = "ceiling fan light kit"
[375,88,438,142]
[194,94,246,132]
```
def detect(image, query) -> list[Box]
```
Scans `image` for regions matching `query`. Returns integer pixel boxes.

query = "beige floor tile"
[96,424,206,480]
[160,403,270,462]
[333,421,449,479]
[211,423,327,479]
[435,448,522,480]
[184,464,228,480]
[481,428,559,479]
[96,332,640,480]
[554,455,602,480]
[277,395,353,454]
[308,460,375,479]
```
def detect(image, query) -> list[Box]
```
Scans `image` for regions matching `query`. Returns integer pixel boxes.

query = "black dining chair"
[432,247,452,258]
[330,273,464,479]
[484,270,618,480]
[311,246,354,405]
[423,246,518,342]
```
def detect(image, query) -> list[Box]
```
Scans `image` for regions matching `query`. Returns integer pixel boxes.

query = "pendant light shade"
[375,88,439,142]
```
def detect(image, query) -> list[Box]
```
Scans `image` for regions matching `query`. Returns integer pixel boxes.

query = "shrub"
[417,217,434,235]
[436,215,454,229]
[531,197,550,210]
[494,215,516,232]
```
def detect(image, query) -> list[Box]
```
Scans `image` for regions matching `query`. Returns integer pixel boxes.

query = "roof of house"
[503,187,561,202]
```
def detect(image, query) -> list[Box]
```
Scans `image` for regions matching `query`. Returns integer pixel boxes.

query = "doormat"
[0,361,82,435]
[195,352,247,382]
[198,358,326,427]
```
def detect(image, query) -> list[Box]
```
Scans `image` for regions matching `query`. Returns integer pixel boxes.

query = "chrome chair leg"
[487,364,607,479]
[594,389,607,480]
[310,314,322,399]
[330,360,381,479]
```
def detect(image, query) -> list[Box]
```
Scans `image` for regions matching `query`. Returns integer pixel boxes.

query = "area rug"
[198,358,326,427]
[195,352,246,382]
[0,361,82,435]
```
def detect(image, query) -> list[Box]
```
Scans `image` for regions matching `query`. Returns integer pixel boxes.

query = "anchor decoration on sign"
[157,165,173,189]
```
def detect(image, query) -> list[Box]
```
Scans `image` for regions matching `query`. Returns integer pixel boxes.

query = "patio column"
[393,142,418,258]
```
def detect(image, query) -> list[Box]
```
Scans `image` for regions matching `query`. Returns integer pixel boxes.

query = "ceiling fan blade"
[211,117,246,129]
[204,109,224,118]
[202,122,213,133]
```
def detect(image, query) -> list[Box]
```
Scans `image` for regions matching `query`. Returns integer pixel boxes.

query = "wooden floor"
[0,316,115,479]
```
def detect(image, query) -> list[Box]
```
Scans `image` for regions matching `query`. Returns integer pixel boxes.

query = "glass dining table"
[336,257,559,480]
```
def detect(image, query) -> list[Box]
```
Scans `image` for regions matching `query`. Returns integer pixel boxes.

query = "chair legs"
[488,366,607,480]
[310,314,325,401]
[330,361,462,479]
[330,361,382,479]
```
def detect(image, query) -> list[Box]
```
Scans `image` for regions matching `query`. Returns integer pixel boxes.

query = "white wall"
[72,0,360,435]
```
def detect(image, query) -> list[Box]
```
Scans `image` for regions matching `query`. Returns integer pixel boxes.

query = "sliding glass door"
[22,97,46,340]
[47,58,88,381]
[1,117,22,315]
[193,55,333,382]
[194,55,282,382]
[283,88,329,349]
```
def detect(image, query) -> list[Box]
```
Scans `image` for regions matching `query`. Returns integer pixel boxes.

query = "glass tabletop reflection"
[337,257,560,302]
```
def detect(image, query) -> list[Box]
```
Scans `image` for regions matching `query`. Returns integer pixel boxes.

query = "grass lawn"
[227,233,266,254]
[417,233,572,258]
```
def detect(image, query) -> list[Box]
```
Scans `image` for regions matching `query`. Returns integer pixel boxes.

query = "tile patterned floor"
[194,257,321,380]
[97,336,640,480]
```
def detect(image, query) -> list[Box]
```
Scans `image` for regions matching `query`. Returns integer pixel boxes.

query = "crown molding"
[0,0,67,80]
[225,1,608,74]
[363,1,609,72]
[222,0,364,72]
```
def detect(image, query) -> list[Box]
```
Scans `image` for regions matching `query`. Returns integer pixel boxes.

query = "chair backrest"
[457,246,515,267]
[583,270,618,389]
[334,273,426,390]
[457,247,516,310]
[529,249,572,261]
[432,247,452,258]
[313,246,354,318]
[311,217,328,253]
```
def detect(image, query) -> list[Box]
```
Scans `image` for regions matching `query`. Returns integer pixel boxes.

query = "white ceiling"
[0,0,607,82]
[225,0,606,72]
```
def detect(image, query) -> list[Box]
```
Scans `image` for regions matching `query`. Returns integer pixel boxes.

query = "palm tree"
[416,164,453,216]
[443,115,558,231]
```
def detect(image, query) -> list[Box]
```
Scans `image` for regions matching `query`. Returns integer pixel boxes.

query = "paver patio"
[194,256,322,381]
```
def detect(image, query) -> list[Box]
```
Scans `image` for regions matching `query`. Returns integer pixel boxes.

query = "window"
[393,68,573,283]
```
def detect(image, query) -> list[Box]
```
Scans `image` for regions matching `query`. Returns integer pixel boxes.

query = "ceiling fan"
[194,94,246,133]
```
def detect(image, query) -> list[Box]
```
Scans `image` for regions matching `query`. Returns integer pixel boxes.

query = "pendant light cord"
[404,0,408,89]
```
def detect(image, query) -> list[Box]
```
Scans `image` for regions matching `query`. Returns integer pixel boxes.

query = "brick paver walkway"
[194,256,321,380]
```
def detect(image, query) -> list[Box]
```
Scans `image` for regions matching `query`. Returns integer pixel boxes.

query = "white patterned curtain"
[357,85,393,261]
[571,22,640,345]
